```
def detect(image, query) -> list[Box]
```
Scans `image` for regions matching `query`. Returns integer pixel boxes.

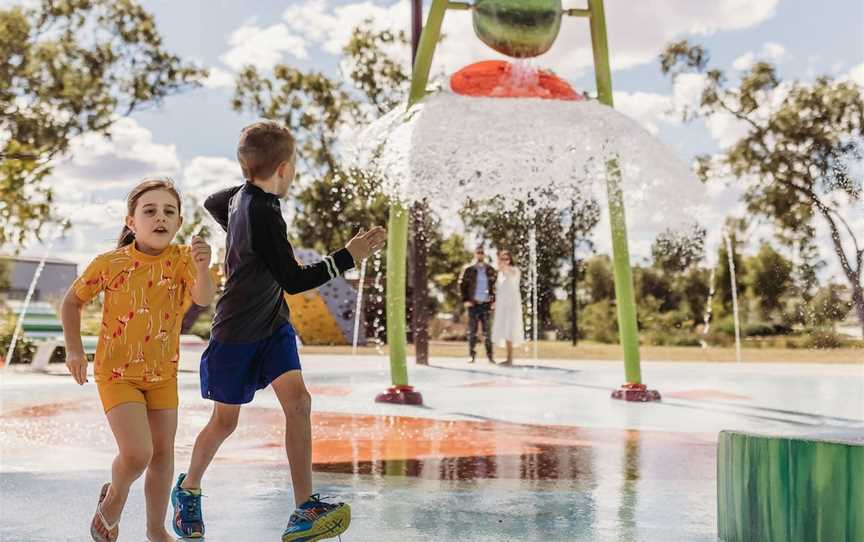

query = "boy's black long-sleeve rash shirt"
[204,182,355,343]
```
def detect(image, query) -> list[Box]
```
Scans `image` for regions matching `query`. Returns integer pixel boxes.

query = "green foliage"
[679,266,711,324]
[743,321,790,337]
[746,243,793,320]
[651,224,706,273]
[0,0,205,248]
[549,298,572,340]
[579,300,618,344]
[189,317,212,340]
[660,39,864,335]
[583,255,615,303]
[427,231,472,314]
[808,283,852,326]
[802,329,846,349]
[636,266,680,312]
[0,313,35,364]
[0,259,9,291]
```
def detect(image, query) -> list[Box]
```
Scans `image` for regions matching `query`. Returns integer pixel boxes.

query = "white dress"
[492,267,524,347]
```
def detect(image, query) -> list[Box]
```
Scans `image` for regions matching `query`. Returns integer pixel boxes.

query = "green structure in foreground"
[377,0,659,404]
[718,430,863,542]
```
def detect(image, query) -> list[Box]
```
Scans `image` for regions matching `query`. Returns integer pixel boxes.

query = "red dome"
[450,60,582,101]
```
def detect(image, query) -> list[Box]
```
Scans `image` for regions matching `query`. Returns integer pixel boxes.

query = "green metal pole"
[386,205,409,385]
[385,0,449,386]
[587,0,642,384]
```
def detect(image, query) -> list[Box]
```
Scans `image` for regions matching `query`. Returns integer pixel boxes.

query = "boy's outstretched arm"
[204,185,242,232]
[250,197,385,295]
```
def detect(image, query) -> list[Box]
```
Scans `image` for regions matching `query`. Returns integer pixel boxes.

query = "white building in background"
[836,318,864,340]
[0,255,78,303]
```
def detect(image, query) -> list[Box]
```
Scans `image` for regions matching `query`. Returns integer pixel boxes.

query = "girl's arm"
[190,236,216,306]
[60,288,88,385]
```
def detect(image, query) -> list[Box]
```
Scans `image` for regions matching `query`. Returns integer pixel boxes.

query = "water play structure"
[357,0,698,404]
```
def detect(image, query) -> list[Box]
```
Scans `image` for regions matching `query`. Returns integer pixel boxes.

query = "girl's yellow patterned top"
[73,243,197,383]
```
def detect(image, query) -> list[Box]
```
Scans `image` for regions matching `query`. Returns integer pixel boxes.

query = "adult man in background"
[459,246,497,363]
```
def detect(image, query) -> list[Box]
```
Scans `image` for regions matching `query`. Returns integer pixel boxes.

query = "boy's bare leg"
[145,408,178,542]
[181,402,241,489]
[271,370,313,507]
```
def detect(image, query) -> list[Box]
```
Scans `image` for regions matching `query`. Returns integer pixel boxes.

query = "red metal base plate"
[611,383,661,402]
[375,385,424,406]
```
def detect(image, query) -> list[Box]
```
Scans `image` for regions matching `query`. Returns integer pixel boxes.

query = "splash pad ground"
[2,350,861,541]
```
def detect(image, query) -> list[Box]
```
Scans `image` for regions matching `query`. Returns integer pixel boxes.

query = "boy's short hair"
[237,120,295,181]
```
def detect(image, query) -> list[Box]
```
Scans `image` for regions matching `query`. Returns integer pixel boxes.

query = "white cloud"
[843,63,864,86]
[272,0,779,82]
[181,156,241,203]
[202,66,235,89]
[613,91,675,134]
[0,0,39,9]
[51,117,181,193]
[221,23,309,71]
[733,42,786,72]
[733,52,756,71]
[762,42,786,62]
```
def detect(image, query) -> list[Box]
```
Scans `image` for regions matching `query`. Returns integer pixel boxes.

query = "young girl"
[61,178,215,542]
[491,249,524,365]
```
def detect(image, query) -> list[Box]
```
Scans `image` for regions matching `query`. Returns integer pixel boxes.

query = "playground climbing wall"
[284,249,366,346]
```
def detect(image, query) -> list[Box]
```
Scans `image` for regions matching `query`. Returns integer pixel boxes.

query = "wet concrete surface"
[1,355,861,541]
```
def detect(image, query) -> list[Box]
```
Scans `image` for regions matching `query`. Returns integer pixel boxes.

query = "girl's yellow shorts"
[97,377,178,413]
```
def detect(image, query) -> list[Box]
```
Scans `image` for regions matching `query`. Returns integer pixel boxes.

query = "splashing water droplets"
[351,94,706,236]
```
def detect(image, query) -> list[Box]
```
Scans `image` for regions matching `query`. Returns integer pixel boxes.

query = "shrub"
[579,301,618,343]
[0,316,36,364]
[802,329,845,349]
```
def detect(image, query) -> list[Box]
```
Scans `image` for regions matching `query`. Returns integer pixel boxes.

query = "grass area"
[301,340,864,363]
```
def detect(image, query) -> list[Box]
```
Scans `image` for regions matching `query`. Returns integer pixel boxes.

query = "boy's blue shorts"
[200,323,301,404]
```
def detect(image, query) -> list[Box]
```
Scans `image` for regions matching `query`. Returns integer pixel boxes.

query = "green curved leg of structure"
[384,0,449,389]
[385,0,647,395]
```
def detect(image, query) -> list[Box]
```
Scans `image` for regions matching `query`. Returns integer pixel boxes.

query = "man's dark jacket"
[458,264,497,304]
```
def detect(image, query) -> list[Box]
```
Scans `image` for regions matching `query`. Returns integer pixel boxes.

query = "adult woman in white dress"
[492,250,524,365]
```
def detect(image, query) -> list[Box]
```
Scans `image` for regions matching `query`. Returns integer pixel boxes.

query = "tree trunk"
[409,1,429,365]
[411,202,429,364]
[852,283,864,339]
[807,189,864,339]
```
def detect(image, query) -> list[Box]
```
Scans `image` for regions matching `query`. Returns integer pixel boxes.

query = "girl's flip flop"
[90,482,119,542]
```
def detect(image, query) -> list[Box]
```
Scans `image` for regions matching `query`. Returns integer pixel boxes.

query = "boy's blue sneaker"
[171,473,204,538]
[282,494,351,542]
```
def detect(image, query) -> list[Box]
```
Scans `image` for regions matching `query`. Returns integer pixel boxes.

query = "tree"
[1,0,205,248]
[636,266,680,313]
[747,242,793,321]
[651,224,707,273]
[679,266,711,325]
[426,231,472,315]
[231,24,407,254]
[583,255,615,304]
[566,198,601,343]
[661,40,864,336]
[809,283,852,327]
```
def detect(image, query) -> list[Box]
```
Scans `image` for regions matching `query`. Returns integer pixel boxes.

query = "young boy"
[171,120,386,541]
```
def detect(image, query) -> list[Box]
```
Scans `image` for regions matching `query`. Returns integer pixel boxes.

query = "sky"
[7,0,864,283]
